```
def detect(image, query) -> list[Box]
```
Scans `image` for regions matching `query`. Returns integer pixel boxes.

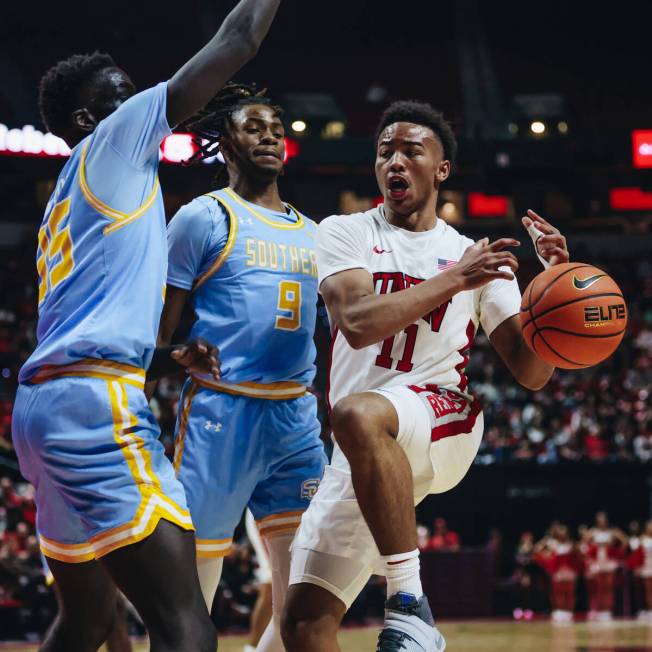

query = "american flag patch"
[437,258,457,270]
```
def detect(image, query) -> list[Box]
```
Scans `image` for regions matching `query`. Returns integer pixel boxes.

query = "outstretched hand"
[454,237,520,290]
[522,209,570,267]
[171,338,220,380]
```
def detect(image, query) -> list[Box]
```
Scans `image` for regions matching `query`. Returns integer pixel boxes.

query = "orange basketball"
[519,262,627,369]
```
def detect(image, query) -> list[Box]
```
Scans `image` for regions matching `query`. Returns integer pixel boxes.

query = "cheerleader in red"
[535,525,582,622]
[631,520,652,619]
[585,512,628,621]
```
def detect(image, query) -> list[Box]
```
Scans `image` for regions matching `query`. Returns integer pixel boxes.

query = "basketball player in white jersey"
[281,100,569,652]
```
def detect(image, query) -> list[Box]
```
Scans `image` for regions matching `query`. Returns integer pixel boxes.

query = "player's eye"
[378,150,390,158]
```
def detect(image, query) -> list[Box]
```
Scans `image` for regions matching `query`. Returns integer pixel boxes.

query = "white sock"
[256,530,296,652]
[381,549,422,599]
[196,556,224,611]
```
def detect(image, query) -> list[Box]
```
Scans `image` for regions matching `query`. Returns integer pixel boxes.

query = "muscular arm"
[489,314,554,391]
[167,0,282,127]
[145,285,191,399]
[484,210,568,391]
[158,286,190,347]
[321,237,519,350]
[321,268,462,350]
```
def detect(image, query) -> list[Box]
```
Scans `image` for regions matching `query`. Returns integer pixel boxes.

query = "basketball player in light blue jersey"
[11,3,284,651]
[157,83,327,652]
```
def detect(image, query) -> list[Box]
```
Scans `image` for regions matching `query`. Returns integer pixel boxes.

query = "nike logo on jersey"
[435,634,445,650]
[373,245,393,254]
[572,273,606,290]
[204,420,223,432]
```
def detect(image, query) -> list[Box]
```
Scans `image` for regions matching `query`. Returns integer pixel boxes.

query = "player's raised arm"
[321,237,519,350]
[167,0,282,127]
[487,210,570,391]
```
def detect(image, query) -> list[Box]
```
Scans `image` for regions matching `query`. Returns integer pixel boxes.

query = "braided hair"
[179,82,283,182]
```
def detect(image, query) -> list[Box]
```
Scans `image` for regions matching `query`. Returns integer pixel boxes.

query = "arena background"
[0,0,651,649]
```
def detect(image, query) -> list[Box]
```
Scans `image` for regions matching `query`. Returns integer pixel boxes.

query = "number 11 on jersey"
[375,300,451,372]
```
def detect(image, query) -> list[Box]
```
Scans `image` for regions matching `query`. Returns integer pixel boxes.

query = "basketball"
[519,263,627,369]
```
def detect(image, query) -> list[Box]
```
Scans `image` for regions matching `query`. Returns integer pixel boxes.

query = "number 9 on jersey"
[275,280,302,331]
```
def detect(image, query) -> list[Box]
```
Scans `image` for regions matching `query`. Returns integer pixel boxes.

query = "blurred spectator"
[634,421,652,463]
[416,524,431,551]
[426,518,460,551]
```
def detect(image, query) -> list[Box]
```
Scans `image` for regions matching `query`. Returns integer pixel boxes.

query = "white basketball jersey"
[316,206,521,407]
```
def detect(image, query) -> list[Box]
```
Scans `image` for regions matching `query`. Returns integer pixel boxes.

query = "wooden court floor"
[3,620,652,651]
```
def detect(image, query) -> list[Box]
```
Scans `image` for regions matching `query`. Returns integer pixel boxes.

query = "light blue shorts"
[174,381,326,558]
[12,367,193,563]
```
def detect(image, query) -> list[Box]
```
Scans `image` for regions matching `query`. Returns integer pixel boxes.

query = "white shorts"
[290,385,483,607]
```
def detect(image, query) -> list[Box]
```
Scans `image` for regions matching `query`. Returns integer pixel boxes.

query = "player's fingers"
[470,237,490,250]
[527,209,553,227]
[170,347,186,361]
[487,238,520,252]
[538,234,565,246]
[534,223,557,237]
[489,250,519,264]
[488,253,519,272]
[547,247,570,263]
[521,216,533,229]
[487,269,515,281]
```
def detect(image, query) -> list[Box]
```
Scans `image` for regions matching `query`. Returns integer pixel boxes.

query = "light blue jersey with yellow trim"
[167,187,318,386]
[20,82,171,383]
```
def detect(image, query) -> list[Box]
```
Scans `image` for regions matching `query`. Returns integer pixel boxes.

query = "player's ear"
[435,160,451,184]
[72,108,97,133]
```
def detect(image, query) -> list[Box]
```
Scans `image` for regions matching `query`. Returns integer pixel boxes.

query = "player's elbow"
[519,378,547,392]
[515,367,553,392]
[339,327,368,350]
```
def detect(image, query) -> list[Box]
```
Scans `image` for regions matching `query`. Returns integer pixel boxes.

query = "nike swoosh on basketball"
[373,245,392,254]
[572,273,606,290]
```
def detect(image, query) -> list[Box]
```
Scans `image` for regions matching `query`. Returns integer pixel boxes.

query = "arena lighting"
[159,133,197,163]
[291,120,307,134]
[283,137,300,162]
[609,187,652,211]
[632,130,652,169]
[557,121,569,134]
[322,120,346,139]
[0,124,299,164]
[0,123,70,157]
[530,121,546,135]
[468,192,509,218]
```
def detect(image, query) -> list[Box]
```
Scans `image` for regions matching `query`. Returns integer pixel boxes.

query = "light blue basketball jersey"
[20,82,171,383]
[167,187,318,386]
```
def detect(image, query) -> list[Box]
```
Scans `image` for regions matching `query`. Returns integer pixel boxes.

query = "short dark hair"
[38,52,117,136]
[375,100,457,164]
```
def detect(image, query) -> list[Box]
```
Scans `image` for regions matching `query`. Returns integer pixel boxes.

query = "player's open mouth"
[387,175,409,200]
